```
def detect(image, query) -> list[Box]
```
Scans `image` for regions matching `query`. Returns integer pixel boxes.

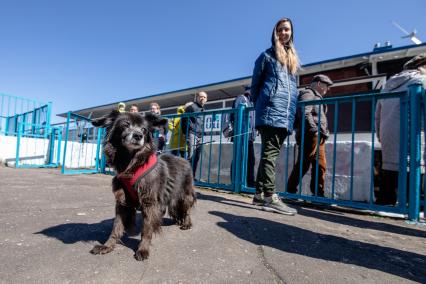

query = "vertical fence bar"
[331,102,339,199]
[191,116,197,175]
[398,94,408,211]
[298,104,306,195]
[207,114,214,183]
[61,112,71,174]
[56,127,62,166]
[234,105,245,193]
[48,127,55,165]
[198,113,206,181]
[350,98,356,202]
[177,116,182,156]
[46,103,52,134]
[314,101,322,197]
[423,87,426,219]
[95,128,103,172]
[217,112,224,185]
[15,122,23,167]
[241,109,250,191]
[369,97,376,206]
[284,133,290,193]
[408,84,422,220]
[184,114,190,160]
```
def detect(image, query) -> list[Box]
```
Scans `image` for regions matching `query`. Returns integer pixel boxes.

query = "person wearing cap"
[375,53,426,205]
[230,87,256,188]
[250,18,299,215]
[286,74,333,197]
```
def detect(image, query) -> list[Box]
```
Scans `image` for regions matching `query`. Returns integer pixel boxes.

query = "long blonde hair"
[272,18,300,75]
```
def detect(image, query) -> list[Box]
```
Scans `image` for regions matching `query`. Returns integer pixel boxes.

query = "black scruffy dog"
[90,110,196,261]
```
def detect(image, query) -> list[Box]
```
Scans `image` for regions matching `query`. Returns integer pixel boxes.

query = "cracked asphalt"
[0,167,426,283]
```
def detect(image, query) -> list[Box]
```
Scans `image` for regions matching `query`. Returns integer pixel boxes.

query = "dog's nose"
[133,132,143,141]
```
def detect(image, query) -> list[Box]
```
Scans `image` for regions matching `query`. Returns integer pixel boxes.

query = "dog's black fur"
[90,110,196,261]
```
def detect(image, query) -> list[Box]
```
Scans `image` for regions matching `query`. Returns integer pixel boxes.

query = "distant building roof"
[58,42,426,119]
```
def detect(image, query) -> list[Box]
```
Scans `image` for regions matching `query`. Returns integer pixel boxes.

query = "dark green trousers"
[256,126,288,196]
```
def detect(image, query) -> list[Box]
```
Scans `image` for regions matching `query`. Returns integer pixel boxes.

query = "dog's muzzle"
[124,131,145,148]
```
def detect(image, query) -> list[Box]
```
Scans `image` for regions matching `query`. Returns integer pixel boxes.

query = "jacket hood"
[177,106,185,114]
[383,70,424,92]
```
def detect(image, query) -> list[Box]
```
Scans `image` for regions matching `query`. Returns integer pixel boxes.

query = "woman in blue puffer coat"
[250,18,300,215]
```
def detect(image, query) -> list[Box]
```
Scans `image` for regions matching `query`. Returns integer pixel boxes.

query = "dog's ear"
[103,142,116,164]
[144,112,168,128]
[92,110,120,128]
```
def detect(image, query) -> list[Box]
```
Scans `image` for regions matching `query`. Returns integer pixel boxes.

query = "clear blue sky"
[0,0,425,122]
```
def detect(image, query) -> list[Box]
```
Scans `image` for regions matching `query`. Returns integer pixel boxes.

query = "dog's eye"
[121,121,130,128]
[142,128,148,135]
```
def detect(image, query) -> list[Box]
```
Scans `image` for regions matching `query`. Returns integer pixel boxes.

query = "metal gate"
[15,122,62,168]
[61,112,103,174]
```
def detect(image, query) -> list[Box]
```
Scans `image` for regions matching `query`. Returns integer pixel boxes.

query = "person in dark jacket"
[287,74,333,197]
[251,18,299,215]
[181,91,208,177]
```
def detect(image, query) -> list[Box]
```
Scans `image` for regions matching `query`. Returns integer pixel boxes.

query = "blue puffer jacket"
[251,47,298,132]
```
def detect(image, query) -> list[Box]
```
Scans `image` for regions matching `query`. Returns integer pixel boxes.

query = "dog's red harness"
[117,154,158,204]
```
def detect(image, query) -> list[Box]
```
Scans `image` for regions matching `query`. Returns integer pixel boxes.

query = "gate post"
[408,84,422,221]
[61,112,71,174]
[15,122,23,168]
[95,127,103,172]
[233,104,246,193]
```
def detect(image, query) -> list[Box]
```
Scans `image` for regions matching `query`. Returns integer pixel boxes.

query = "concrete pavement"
[0,167,425,283]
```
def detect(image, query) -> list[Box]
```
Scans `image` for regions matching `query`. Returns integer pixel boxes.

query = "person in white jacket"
[375,53,426,205]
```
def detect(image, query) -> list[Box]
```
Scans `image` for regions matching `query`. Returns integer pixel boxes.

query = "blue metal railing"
[0,93,51,136]
[62,85,425,221]
[61,112,103,174]
[163,108,240,191]
[15,122,62,168]
[255,84,424,221]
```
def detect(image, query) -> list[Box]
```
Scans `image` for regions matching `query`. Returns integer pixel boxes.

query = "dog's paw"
[90,245,114,255]
[134,249,149,261]
[179,223,192,230]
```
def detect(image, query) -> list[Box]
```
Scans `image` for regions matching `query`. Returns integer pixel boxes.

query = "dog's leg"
[178,175,196,230]
[90,203,128,255]
[176,199,194,230]
[134,205,162,261]
[112,182,137,234]
[91,179,132,255]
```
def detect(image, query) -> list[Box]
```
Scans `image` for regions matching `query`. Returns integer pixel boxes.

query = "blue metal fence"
[236,84,424,221]
[61,112,103,174]
[15,122,62,168]
[58,85,425,221]
[0,93,51,136]
[163,108,240,191]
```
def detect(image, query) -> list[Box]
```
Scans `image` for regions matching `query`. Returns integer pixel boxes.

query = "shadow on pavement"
[196,191,260,211]
[35,215,177,251]
[199,191,426,239]
[210,210,426,283]
[297,207,426,239]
